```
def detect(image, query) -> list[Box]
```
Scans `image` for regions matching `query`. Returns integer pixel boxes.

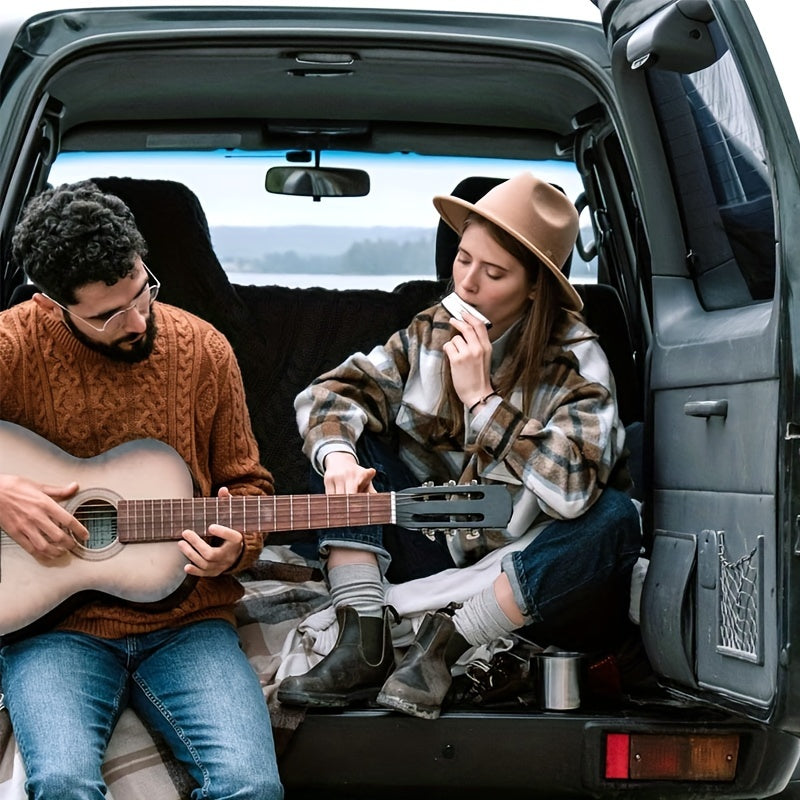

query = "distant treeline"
[221,233,435,275]
[213,225,598,278]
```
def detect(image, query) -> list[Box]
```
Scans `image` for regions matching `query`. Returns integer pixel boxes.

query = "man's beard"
[65,313,158,363]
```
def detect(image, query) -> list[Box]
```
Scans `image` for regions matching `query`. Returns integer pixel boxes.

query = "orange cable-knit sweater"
[0,300,274,639]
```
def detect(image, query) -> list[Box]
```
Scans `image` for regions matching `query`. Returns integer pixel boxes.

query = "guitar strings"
[72,492,487,539]
[107,494,396,538]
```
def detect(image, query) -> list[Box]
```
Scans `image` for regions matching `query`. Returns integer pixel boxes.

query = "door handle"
[683,399,728,419]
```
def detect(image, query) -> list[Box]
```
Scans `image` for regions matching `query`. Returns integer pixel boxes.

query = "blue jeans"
[504,486,642,652]
[0,620,283,800]
[313,434,642,652]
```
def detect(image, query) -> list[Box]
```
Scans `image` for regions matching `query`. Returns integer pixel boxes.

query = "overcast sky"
[50,153,584,230]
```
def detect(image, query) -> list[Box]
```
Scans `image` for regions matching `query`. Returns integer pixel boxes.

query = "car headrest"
[90,176,249,341]
[434,176,574,281]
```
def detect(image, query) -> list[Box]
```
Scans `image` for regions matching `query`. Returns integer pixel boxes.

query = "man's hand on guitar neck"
[178,486,248,578]
[0,474,89,560]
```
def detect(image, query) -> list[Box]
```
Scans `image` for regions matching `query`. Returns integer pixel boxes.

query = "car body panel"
[597,0,800,735]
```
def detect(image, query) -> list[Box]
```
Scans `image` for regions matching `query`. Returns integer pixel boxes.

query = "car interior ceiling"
[44,43,601,156]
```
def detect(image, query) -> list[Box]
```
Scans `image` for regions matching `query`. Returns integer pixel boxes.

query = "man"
[0,181,283,799]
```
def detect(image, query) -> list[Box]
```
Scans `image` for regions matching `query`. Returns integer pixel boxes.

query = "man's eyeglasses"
[43,263,161,333]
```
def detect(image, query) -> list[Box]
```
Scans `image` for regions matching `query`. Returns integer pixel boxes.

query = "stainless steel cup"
[537,652,582,710]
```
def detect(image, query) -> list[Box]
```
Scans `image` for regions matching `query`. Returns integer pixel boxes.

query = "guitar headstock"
[395,482,511,531]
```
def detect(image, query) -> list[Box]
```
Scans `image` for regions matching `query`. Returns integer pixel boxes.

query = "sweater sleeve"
[295,326,411,473]
[0,309,25,417]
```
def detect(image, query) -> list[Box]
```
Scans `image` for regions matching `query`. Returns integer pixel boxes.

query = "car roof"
[3,1,600,20]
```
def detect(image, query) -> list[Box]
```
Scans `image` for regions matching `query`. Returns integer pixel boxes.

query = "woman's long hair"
[433,214,578,442]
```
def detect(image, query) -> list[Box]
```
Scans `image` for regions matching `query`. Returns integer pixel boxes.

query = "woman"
[278,172,641,719]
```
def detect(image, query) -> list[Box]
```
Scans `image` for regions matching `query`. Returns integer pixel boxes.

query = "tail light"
[605,732,739,781]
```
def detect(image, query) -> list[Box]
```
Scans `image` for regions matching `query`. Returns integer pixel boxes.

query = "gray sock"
[328,562,384,618]
[453,584,526,646]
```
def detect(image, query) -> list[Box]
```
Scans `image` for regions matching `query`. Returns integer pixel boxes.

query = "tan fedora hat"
[433,172,582,311]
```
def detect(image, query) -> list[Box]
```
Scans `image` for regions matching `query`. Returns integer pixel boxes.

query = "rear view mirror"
[265,166,370,198]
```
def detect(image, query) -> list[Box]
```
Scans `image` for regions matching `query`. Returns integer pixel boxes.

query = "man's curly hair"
[12,180,148,305]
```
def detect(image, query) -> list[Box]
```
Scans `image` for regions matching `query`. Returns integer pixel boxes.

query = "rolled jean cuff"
[318,528,391,577]
[501,551,540,622]
[499,487,642,628]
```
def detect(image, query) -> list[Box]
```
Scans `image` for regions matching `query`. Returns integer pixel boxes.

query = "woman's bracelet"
[468,391,499,414]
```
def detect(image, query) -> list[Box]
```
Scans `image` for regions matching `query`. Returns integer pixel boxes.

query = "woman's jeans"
[0,619,283,800]
[313,434,642,653]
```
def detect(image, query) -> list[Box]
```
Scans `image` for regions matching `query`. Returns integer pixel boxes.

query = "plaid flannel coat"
[295,302,627,546]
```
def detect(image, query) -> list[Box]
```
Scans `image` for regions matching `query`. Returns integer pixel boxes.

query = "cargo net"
[718,532,761,662]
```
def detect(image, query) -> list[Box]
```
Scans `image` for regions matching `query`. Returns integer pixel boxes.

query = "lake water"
[226,272,432,290]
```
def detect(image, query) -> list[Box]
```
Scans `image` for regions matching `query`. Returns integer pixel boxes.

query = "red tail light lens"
[605,732,739,781]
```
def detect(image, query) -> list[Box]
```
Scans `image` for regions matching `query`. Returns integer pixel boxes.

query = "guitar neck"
[117,493,395,542]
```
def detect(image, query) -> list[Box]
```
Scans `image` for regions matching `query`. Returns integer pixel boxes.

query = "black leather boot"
[376,605,469,720]
[277,605,395,707]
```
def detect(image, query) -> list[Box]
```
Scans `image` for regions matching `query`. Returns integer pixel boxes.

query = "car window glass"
[647,39,775,309]
[47,151,592,290]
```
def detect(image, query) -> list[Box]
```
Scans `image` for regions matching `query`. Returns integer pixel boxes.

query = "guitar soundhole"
[75,499,118,550]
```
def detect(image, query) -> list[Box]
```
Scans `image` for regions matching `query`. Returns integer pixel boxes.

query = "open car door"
[593,0,800,732]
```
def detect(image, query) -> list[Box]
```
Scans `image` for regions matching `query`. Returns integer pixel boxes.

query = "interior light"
[294,52,356,65]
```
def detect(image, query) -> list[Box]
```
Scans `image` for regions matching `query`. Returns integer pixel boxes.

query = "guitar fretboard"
[116,493,395,542]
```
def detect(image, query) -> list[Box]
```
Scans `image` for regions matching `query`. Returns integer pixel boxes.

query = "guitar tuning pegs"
[421,528,437,541]
[446,479,457,486]
[422,480,434,488]
[443,529,484,543]
[469,479,478,485]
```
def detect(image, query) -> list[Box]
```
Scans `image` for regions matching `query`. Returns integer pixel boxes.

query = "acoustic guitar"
[0,421,511,635]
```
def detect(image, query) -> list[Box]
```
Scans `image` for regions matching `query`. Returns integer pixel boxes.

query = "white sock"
[453,584,525,646]
[328,563,384,618]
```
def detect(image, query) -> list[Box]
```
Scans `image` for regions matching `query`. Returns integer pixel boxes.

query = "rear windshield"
[48,151,593,291]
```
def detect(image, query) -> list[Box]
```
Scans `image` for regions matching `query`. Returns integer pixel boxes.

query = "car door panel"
[654,379,778,494]
[597,0,795,728]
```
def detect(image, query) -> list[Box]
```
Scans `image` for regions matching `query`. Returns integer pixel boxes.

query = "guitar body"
[0,422,194,635]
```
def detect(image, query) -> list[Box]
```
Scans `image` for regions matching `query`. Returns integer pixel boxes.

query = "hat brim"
[433,194,583,312]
